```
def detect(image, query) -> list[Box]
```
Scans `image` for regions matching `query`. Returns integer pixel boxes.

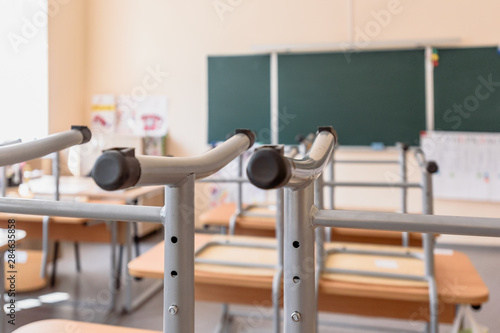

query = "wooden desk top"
[13,319,159,333]
[128,234,489,305]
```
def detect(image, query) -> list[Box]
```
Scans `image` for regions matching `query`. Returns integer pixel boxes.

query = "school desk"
[128,234,488,325]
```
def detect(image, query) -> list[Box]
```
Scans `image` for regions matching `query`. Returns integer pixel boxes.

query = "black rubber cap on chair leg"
[234,129,256,149]
[318,126,338,145]
[91,148,141,191]
[426,161,439,174]
[71,125,92,144]
[246,147,291,190]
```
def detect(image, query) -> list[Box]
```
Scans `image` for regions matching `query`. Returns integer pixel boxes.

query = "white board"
[421,131,500,201]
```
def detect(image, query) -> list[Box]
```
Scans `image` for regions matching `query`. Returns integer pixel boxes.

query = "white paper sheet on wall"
[421,131,500,202]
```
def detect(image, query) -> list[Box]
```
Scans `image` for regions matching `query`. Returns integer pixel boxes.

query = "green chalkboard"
[278,50,426,146]
[434,47,500,132]
[208,55,271,143]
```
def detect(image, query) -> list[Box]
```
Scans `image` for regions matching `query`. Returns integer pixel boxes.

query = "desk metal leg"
[50,241,59,287]
[284,184,316,333]
[40,216,49,278]
[123,222,133,313]
[109,221,117,312]
[74,242,81,272]
[273,188,284,333]
[164,177,195,333]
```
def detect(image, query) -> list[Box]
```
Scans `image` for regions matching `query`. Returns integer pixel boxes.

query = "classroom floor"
[10,232,500,333]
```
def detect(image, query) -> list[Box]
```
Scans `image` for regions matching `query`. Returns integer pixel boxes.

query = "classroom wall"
[48,0,87,133]
[59,0,500,225]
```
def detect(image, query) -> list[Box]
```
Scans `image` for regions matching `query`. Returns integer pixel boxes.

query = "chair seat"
[13,319,159,333]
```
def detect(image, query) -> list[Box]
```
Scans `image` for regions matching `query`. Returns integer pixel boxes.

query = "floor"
[9,232,500,333]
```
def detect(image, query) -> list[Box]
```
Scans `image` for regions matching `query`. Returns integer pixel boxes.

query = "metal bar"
[0,127,89,167]
[312,209,500,237]
[237,155,243,213]
[324,181,421,188]
[40,215,49,278]
[247,128,337,191]
[109,221,117,312]
[284,183,316,333]
[0,197,162,224]
[314,175,325,333]
[324,267,428,282]
[195,241,276,253]
[195,258,276,269]
[397,143,409,247]
[318,319,424,333]
[164,176,195,333]
[285,130,336,189]
[129,280,164,312]
[0,167,6,198]
[333,160,399,164]
[274,188,284,333]
[197,177,247,184]
[124,221,133,313]
[421,161,438,333]
[272,267,283,333]
[325,247,424,260]
[134,132,252,186]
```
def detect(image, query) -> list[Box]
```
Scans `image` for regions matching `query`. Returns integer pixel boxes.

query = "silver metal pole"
[40,216,49,278]
[109,221,117,312]
[53,152,60,201]
[324,181,421,188]
[126,132,252,187]
[314,174,325,333]
[284,183,316,333]
[312,210,500,237]
[273,188,284,333]
[164,175,195,333]
[0,127,90,167]
[0,198,162,224]
[237,154,243,212]
[124,221,133,313]
[422,164,438,333]
[397,143,409,247]
[0,167,6,198]
[333,160,399,164]
[197,177,247,184]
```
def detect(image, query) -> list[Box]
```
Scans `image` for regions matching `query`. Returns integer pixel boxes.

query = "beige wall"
[50,0,500,226]
[48,0,87,133]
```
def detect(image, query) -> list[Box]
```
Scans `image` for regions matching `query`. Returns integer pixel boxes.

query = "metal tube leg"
[50,241,60,287]
[398,143,409,247]
[133,222,141,258]
[272,268,283,333]
[424,233,438,333]
[74,242,81,272]
[314,175,325,333]
[40,215,49,278]
[284,184,316,333]
[1,166,6,197]
[274,188,284,333]
[116,245,123,290]
[164,176,195,333]
[422,165,438,333]
[124,222,133,313]
[109,221,117,312]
